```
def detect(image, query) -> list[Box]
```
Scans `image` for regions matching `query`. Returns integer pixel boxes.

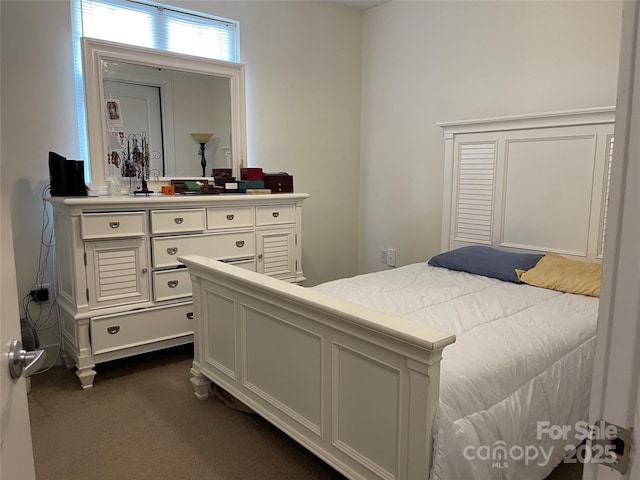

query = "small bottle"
[107,177,121,196]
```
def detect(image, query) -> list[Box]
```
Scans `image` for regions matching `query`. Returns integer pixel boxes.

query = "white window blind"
[71,0,239,181]
[75,0,239,61]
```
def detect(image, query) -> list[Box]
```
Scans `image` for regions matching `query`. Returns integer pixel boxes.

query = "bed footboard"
[180,255,455,480]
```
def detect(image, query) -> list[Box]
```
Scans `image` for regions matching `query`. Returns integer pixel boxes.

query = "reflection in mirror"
[82,37,246,194]
[102,61,232,178]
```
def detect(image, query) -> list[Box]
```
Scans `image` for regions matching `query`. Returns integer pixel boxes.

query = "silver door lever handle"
[8,339,46,380]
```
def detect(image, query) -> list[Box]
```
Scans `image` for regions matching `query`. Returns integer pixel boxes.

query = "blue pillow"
[428,246,544,283]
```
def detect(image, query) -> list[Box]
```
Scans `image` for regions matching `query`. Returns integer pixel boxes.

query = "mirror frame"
[82,37,247,194]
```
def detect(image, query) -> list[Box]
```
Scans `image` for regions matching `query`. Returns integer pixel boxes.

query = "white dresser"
[48,193,308,389]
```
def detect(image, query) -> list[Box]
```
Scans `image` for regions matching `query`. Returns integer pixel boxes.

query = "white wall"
[359,0,623,273]
[1,1,79,364]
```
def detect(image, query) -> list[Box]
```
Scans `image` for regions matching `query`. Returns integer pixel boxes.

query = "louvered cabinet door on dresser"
[256,228,296,279]
[47,193,308,390]
[255,204,297,280]
[84,238,149,308]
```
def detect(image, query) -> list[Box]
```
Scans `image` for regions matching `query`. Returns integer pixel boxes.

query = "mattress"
[312,262,598,480]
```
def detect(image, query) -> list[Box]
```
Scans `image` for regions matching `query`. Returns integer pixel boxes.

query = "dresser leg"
[190,367,211,400]
[59,343,96,389]
[76,366,97,390]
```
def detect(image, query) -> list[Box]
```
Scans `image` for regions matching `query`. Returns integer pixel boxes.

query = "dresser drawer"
[81,212,146,239]
[151,209,206,234]
[152,232,255,268]
[153,259,255,299]
[153,269,192,301]
[256,205,295,225]
[207,206,253,230]
[91,303,193,355]
[221,257,256,272]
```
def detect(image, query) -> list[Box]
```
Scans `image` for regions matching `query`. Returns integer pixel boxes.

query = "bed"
[179,107,615,480]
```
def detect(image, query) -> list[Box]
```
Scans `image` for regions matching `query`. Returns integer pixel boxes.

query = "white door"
[0,187,36,479]
[584,2,640,479]
[104,81,165,176]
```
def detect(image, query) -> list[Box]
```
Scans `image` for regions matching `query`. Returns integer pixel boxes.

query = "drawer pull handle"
[107,326,120,335]
[109,221,120,229]
[167,247,178,255]
[258,254,263,260]
[174,217,184,224]
[186,312,194,320]
[272,212,280,218]
[226,214,234,221]
[167,280,179,288]
[235,241,245,248]
[141,268,148,274]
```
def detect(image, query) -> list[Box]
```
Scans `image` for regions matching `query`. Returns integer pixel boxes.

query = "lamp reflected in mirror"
[191,133,214,177]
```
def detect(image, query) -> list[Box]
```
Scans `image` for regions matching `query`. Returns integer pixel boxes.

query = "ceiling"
[330,0,390,10]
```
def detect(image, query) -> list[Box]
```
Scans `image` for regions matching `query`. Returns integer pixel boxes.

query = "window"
[71,0,240,181]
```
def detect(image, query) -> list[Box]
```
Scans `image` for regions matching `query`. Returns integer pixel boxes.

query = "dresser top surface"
[47,192,309,209]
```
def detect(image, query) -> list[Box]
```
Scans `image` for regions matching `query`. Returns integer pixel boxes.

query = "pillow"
[516,252,602,297]
[427,246,544,283]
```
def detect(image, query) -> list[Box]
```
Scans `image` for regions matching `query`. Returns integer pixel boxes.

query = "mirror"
[82,38,246,194]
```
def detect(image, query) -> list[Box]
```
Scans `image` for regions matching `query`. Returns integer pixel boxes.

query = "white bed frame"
[180,107,615,480]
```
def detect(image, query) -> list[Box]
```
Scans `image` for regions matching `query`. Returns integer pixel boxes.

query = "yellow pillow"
[516,252,602,297]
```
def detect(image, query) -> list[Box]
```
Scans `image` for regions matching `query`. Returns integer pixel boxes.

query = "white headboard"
[438,107,615,260]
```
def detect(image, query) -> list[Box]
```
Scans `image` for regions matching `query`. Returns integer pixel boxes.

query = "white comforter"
[313,263,598,480]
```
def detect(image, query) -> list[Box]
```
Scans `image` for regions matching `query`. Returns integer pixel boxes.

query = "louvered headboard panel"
[455,143,496,244]
[439,107,616,261]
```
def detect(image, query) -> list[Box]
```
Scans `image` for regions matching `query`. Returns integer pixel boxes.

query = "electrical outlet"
[387,248,396,267]
[30,284,50,303]
[380,249,388,264]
